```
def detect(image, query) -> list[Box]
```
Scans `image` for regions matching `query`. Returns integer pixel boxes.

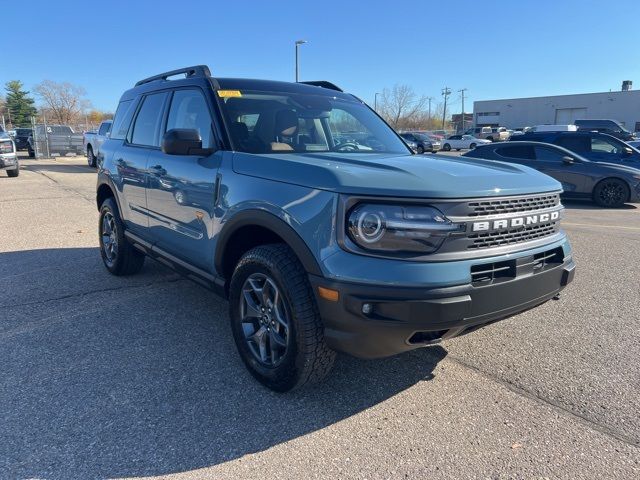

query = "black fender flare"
[96,172,123,214]
[215,209,323,277]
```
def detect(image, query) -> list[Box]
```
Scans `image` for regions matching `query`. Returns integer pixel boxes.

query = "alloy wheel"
[101,212,118,265]
[240,273,290,367]
[598,180,626,207]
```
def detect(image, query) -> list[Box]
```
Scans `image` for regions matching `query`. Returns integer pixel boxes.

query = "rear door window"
[556,136,590,153]
[496,145,535,159]
[130,92,168,147]
[534,146,566,162]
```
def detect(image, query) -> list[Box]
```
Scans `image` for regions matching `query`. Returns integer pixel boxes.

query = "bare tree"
[379,84,428,130]
[34,80,91,125]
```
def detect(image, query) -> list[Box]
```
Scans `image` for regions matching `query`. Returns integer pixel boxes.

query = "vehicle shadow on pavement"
[0,247,447,479]
[562,200,637,210]
[23,162,96,174]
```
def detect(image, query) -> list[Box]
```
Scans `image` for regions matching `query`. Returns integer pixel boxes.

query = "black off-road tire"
[87,145,96,167]
[7,164,19,177]
[593,178,629,208]
[229,244,336,392]
[442,143,451,151]
[99,197,145,275]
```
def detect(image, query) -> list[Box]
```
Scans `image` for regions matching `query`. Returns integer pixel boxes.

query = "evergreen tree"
[5,81,37,127]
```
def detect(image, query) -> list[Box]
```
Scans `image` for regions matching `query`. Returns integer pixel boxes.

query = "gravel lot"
[1,154,639,479]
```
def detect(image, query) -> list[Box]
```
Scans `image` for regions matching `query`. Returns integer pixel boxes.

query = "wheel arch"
[215,209,323,282]
[96,174,123,213]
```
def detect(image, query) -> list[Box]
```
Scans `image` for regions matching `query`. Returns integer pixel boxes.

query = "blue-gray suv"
[97,66,575,391]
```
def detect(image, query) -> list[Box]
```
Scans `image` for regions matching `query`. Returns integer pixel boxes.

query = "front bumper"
[311,251,575,359]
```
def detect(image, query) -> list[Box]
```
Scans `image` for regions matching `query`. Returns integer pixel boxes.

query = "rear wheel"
[229,244,335,392]
[593,178,629,208]
[86,146,96,167]
[417,146,424,154]
[470,143,477,149]
[99,197,145,275]
[442,143,451,151]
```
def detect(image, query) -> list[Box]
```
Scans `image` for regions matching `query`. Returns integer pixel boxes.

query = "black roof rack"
[135,65,212,87]
[299,81,343,92]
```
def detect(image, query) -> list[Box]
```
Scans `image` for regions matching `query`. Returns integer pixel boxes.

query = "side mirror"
[162,128,203,155]
[562,156,575,165]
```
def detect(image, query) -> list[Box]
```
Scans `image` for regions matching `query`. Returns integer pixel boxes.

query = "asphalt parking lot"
[1,153,639,479]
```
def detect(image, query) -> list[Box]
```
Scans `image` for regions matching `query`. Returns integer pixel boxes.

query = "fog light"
[362,303,373,315]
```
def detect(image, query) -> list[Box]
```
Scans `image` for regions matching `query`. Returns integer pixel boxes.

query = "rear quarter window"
[111,100,136,140]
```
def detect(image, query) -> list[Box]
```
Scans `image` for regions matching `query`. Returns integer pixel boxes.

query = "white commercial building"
[473,88,640,132]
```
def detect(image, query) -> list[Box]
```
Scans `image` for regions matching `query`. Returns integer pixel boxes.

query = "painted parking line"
[563,222,640,231]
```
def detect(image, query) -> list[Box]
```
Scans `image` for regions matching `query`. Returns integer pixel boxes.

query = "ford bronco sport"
[96,65,575,391]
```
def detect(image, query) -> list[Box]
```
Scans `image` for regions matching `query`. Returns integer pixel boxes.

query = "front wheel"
[470,143,477,149]
[99,198,145,275]
[442,143,451,151]
[417,146,424,154]
[7,164,19,177]
[229,244,336,392]
[593,178,629,208]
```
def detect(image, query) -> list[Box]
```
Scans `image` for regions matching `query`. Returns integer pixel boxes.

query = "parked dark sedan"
[511,131,640,166]
[463,141,640,208]
[399,132,439,153]
[13,128,32,151]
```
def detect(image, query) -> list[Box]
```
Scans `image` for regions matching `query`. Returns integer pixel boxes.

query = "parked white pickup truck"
[83,120,112,167]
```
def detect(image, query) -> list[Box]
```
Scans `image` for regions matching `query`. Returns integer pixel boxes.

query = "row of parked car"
[461,128,640,208]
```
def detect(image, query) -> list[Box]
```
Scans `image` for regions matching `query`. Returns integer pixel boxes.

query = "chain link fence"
[27,117,92,159]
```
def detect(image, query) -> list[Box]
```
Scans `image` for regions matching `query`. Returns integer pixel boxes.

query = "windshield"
[217,89,410,155]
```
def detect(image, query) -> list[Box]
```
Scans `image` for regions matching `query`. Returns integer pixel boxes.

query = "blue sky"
[4,0,640,113]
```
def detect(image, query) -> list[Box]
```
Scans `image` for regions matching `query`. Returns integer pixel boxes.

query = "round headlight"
[356,211,385,243]
[347,203,461,254]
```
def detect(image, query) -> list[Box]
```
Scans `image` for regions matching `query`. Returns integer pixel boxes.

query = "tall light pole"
[295,40,307,82]
[374,92,380,111]
[426,96,434,121]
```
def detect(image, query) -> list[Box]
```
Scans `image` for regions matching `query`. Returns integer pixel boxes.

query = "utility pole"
[374,92,380,111]
[427,96,433,121]
[458,88,467,133]
[441,87,451,129]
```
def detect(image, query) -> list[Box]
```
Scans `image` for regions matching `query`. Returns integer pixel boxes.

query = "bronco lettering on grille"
[472,211,560,232]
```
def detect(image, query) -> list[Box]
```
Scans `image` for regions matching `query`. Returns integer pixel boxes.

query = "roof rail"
[135,65,212,87]
[299,81,343,92]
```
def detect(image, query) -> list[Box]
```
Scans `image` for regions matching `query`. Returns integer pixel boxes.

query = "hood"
[232,152,561,198]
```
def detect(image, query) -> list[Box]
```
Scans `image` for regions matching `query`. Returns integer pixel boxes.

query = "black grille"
[468,222,558,249]
[467,194,560,217]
